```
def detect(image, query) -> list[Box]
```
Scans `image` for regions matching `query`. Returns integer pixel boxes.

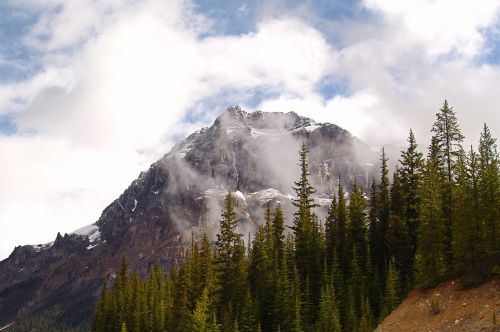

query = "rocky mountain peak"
[0,106,377,328]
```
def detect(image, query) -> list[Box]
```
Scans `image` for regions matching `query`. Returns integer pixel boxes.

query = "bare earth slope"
[376,279,500,332]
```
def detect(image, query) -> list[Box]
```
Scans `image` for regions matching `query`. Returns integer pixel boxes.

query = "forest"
[91,101,499,332]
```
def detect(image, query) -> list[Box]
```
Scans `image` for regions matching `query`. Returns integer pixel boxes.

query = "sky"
[0,0,499,260]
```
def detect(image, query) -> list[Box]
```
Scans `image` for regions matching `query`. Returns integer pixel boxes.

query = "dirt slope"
[376,279,500,332]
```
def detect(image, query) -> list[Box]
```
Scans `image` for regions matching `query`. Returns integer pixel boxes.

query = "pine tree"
[272,204,285,263]
[431,100,464,268]
[193,288,210,332]
[317,281,341,332]
[378,148,391,274]
[387,169,412,292]
[398,129,424,284]
[478,124,500,273]
[358,296,374,332]
[325,194,338,266]
[415,137,447,287]
[368,178,382,282]
[336,178,348,272]
[344,287,358,332]
[348,180,368,267]
[215,192,246,324]
[292,143,318,279]
[380,259,400,320]
[453,147,487,285]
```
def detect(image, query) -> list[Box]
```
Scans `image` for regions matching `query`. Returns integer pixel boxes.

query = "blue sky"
[0,0,499,259]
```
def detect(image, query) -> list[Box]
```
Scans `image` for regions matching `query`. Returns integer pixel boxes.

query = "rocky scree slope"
[0,107,375,328]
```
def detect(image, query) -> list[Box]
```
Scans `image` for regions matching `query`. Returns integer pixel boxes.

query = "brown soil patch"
[376,279,500,332]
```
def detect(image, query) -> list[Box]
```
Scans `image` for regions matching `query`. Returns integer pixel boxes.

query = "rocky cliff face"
[0,107,376,328]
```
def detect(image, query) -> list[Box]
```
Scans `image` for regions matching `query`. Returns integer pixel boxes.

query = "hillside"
[376,279,500,332]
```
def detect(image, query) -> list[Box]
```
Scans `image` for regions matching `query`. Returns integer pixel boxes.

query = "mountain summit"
[0,107,375,328]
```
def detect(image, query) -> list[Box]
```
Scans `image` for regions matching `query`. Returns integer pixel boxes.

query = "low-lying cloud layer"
[0,0,499,259]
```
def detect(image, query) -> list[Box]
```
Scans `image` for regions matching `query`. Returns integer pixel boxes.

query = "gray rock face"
[0,107,376,328]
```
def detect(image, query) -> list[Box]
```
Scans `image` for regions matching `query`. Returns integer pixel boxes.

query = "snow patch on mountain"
[72,223,101,243]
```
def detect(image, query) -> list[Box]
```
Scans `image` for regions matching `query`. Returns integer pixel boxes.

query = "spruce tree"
[398,129,424,282]
[325,194,338,266]
[336,178,348,271]
[378,148,391,275]
[453,147,487,285]
[215,192,246,324]
[348,180,368,267]
[272,204,285,263]
[431,100,464,268]
[478,124,500,273]
[291,143,318,279]
[415,137,447,287]
[380,259,400,320]
[317,281,341,332]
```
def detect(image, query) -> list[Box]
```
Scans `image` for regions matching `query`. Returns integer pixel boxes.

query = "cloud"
[0,0,499,259]
[363,0,500,58]
[0,1,337,259]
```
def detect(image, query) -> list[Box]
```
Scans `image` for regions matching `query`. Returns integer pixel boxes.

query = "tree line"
[92,100,499,331]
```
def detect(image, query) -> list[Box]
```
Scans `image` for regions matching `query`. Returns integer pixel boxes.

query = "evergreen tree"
[358,296,374,332]
[431,100,464,268]
[453,147,487,285]
[317,281,341,332]
[478,124,500,273]
[291,143,318,279]
[215,192,246,325]
[193,287,210,332]
[325,194,338,266]
[415,137,447,286]
[380,259,400,320]
[398,129,424,283]
[378,148,391,275]
[335,178,349,271]
[272,204,285,263]
[348,180,368,267]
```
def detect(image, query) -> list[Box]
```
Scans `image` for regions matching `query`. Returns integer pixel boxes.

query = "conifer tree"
[380,259,400,320]
[348,180,368,267]
[453,147,487,285]
[325,194,338,266]
[378,148,391,274]
[478,124,500,272]
[193,287,209,331]
[398,129,424,282]
[415,137,446,286]
[272,204,285,263]
[215,192,246,324]
[335,178,348,271]
[292,143,318,278]
[431,100,464,268]
[368,178,382,280]
[317,281,341,332]
[358,296,374,332]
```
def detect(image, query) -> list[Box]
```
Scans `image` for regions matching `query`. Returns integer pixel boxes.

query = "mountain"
[0,107,376,329]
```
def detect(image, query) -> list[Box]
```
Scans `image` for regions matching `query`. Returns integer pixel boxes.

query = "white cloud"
[0,1,337,259]
[363,0,500,58]
[1,0,499,260]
